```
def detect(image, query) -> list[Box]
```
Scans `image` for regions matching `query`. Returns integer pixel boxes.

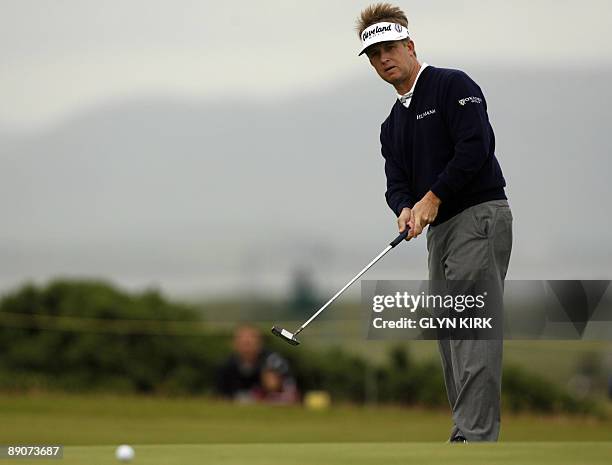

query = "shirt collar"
[397,62,429,107]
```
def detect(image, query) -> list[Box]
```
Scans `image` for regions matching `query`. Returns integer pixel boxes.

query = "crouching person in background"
[252,353,300,405]
[215,325,269,402]
[215,325,299,405]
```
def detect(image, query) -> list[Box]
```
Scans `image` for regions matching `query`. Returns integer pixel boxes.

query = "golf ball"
[115,445,135,462]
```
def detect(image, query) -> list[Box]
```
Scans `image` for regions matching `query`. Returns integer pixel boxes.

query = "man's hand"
[397,207,413,240]
[409,191,441,239]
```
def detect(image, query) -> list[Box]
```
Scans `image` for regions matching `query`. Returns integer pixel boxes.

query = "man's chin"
[382,75,403,87]
[378,70,404,86]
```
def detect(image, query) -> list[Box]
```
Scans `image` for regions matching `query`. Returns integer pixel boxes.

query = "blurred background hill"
[1,67,611,297]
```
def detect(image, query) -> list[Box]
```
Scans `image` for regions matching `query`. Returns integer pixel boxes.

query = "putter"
[272,228,410,346]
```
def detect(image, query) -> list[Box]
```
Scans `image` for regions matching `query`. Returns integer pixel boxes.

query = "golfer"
[356,3,513,442]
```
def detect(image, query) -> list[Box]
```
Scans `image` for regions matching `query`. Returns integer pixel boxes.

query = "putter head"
[271,326,300,346]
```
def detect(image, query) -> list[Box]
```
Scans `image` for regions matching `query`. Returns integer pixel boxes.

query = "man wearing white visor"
[356,3,513,442]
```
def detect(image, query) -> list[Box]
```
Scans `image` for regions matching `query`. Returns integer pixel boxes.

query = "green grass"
[2,394,611,464]
[32,442,606,465]
[1,393,611,445]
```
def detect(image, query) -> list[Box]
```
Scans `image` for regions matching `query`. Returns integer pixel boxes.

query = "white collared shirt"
[397,62,429,108]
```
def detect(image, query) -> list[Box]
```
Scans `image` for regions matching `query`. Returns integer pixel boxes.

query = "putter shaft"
[293,228,410,336]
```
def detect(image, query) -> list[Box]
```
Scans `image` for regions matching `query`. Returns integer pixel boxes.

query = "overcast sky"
[2,0,611,128]
[1,1,611,297]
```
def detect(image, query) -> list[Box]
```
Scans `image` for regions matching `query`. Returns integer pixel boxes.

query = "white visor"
[358,22,409,56]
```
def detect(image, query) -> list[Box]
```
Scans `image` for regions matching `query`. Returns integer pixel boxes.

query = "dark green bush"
[0,280,602,416]
[502,365,598,415]
[0,280,228,394]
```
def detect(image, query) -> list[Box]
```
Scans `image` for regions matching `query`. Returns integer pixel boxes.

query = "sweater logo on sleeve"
[458,96,482,106]
[416,108,436,120]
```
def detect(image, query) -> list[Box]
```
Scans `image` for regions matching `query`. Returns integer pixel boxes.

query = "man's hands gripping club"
[398,191,442,240]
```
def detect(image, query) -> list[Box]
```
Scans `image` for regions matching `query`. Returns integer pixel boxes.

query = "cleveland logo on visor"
[362,24,392,41]
[359,21,409,55]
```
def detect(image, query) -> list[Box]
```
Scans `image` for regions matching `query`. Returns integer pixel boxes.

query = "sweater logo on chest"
[416,108,436,120]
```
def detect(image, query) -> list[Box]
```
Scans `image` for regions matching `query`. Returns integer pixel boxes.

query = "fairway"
[2,394,611,464]
[23,442,612,465]
[2,393,612,445]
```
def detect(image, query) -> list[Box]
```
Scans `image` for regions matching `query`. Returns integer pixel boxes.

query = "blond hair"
[355,3,409,38]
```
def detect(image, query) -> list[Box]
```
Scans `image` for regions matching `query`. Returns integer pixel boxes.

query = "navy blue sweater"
[380,65,507,226]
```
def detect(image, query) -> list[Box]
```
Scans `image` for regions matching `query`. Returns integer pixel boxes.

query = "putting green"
[2,394,611,465]
[27,442,612,465]
[2,394,612,445]
[0,394,612,444]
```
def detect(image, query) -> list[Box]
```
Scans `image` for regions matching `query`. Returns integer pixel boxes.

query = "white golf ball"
[115,445,135,462]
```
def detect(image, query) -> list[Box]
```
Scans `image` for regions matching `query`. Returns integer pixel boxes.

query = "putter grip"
[389,229,410,247]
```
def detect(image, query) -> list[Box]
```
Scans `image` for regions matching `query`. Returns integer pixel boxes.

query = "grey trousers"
[426,200,513,442]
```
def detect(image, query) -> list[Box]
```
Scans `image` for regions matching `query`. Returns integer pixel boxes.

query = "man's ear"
[404,39,417,58]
